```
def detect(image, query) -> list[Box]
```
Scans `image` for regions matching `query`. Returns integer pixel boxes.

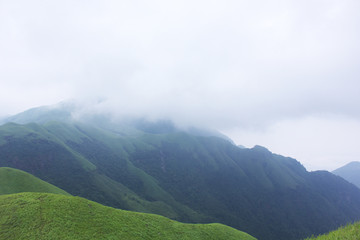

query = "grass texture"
[0,192,256,240]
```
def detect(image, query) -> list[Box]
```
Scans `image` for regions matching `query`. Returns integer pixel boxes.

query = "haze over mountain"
[333,161,360,189]
[2,1,359,238]
[2,1,360,172]
[1,104,360,240]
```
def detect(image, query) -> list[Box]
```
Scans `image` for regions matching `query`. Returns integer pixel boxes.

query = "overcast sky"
[1,0,360,171]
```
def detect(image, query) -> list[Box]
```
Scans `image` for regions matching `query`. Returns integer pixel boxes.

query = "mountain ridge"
[0,167,70,196]
[332,161,360,188]
[1,104,360,240]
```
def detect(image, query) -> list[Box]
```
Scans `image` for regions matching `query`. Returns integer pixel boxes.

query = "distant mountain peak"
[0,101,236,143]
[333,161,360,188]
[252,145,271,152]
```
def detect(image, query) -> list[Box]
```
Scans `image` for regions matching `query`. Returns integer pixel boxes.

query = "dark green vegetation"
[1,104,360,240]
[305,221,360,240]
[333,161,360,188]
[0,192,256,240]
[0,167,69,196]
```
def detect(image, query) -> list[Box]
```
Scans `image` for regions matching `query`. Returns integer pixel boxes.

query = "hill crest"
[0,167,69,196]
[0,192,256,240]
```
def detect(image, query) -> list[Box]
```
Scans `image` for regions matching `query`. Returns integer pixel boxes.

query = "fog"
[1,0,360,171]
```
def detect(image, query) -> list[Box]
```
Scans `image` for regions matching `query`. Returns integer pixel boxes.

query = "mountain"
[1,103,360,240]
[0,102,75,125]
[0,192,256,240]
[305,221,360,240]
[0,121,205,223]
[0,100,233,143]
[332,161,360,188]
[0,167,69,196]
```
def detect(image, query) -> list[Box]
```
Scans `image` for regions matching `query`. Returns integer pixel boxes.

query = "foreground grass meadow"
[0,192,256,240]
[306,222,360,240]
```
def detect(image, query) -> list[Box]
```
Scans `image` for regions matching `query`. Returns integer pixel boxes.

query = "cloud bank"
[1,0,360,170]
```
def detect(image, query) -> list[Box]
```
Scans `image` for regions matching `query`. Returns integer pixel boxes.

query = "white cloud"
[1,0,360,169]
[223,115,360,171]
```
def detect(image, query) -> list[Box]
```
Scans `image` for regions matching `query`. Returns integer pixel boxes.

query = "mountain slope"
[0,167,69,196]
[0,192,256,240]
[125,135,360,239]
[332,161,360,188]
[0,122,205,222]
[1,105,360,240]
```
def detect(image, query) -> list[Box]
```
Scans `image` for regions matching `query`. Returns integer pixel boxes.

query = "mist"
[1,0,360,171]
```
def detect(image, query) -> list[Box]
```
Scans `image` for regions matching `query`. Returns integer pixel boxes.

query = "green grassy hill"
[305,222,360,240]
[0,192,256,240]
[0,167,69,196]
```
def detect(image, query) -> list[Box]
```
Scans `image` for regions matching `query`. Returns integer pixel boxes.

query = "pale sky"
[1,0,360,171]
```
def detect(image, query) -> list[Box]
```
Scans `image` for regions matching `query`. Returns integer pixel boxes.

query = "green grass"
[0,192,257,240]
[305,222,360,240]
[0,167,69,196]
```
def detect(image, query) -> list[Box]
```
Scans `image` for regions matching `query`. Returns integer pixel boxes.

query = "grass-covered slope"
[0,192,256,240]
[305,221,360,240]
[0,167,69,196]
